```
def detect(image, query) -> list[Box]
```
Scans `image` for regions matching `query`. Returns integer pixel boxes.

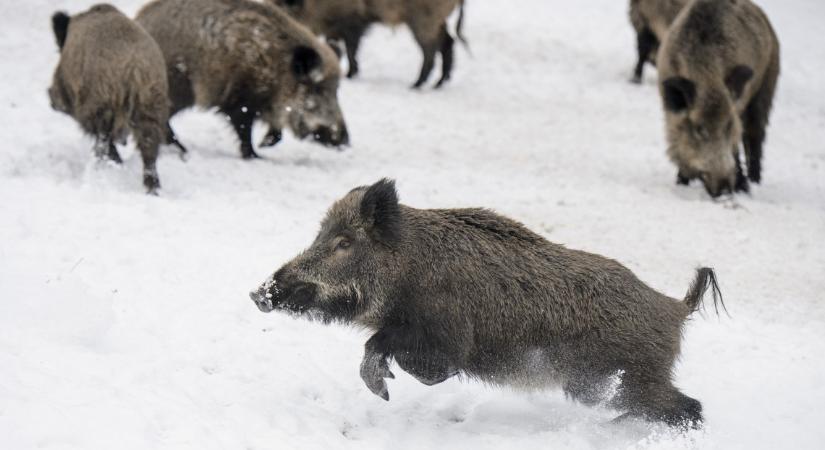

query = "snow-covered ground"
[1,0,824,448]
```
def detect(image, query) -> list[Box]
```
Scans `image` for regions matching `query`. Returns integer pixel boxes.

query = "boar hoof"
[734,174,750,193]
[144,171,160,196]
[360,352,394,401]
[107,146,123,164]
[260,129,282,148]
[174,143,188,160]
[241,149,260,160]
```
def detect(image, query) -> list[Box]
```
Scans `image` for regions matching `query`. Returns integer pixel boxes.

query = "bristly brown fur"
[48,3,169,193]
[251,179,725,428]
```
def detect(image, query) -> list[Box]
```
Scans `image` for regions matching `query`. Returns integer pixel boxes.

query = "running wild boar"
[628,0,689,83]
[250,179,725,427]
[136,0,348,159]
[658,0,780,197]
[48,4,174,193]
[267,0,467,88]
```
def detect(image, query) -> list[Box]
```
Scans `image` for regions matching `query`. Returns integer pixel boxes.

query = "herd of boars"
[46,0,781,428]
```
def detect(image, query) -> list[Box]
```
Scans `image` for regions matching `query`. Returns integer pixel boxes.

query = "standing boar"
[48,4,174,193]
[628,0,688,83]
[250,179,725,427]
[267,0,467,88]
[658,0,780,197]
[136,0,348,159]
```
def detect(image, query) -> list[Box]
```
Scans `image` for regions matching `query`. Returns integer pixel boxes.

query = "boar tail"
[52,11,71,51]
[455,0,470,53]
[684,267,727,317]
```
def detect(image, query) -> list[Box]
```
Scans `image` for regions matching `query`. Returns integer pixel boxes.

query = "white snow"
[1,0,824,449]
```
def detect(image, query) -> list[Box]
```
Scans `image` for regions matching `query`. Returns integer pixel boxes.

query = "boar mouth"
[249,290,275,313]
[311,125,349,148]
[291,121,349,149]
[251,282,318,315]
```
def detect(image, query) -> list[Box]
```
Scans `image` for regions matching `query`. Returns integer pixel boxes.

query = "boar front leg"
[360,325,458,400]
[395,349,458,386]
[360,331,396,401]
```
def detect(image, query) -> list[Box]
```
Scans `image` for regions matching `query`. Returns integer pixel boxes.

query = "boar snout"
[312,123,349,148]
[277,282,317,313]
[250,271,319,314]
[703,176,733,198]
[249,290,274,313]
[701,171,747,198]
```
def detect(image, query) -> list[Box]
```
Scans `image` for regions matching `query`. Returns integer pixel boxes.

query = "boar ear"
[360,178,401,244]
[52,11,70,50]
[292,45,324,83]
[662,76,696,113]
[725,65,754,99]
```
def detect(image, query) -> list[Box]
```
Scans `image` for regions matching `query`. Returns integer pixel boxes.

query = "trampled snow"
[1,1,823,449]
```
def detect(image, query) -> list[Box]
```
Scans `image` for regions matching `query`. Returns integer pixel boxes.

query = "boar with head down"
[251,179,725,428]
[136,0,349,159]
[658,0,779,197]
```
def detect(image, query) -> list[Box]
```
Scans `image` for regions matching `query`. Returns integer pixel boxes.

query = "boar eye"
[334,239,351,251]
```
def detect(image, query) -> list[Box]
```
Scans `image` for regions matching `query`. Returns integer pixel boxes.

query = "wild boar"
[267,0,467,88]
[658,0,780,197]
[136,0,349,159]
[48,4,173,193]
[628,0,688,83]
[250,179,725,427]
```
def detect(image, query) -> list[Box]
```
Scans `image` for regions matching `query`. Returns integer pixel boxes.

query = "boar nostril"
[249,291,259,301]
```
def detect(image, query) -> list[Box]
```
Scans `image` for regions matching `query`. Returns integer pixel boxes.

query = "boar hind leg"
[89,109,120,163]
[134,120,163,194]
[94,137,122,164]
[339,19,368,79]
[632,27,658,83]
[434,24,454,88]
[410,24,440,88]
[613,376,703,428]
